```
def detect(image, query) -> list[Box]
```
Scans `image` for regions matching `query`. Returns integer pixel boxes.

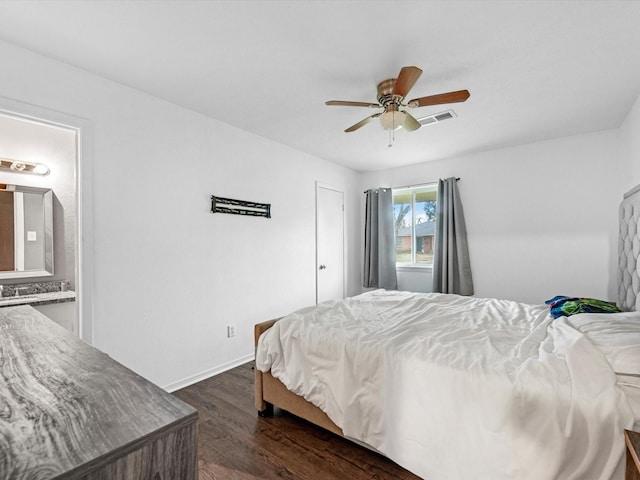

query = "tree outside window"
[393,185,437,265]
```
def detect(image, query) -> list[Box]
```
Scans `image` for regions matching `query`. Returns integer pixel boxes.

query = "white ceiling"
[0,1,639,172]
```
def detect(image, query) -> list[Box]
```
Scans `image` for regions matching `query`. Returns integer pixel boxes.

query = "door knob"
[319,265,327,270]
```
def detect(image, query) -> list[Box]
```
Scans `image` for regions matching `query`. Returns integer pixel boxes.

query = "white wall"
[396,267,433,293]
[362,129,624,305]
[0,40,361,390]
[620,94,640,191]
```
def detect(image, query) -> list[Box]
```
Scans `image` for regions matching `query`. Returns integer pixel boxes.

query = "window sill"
[396,264,433,273]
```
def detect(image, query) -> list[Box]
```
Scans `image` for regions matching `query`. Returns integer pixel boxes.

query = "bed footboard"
[254,318,344,436]
[254,319,277,415]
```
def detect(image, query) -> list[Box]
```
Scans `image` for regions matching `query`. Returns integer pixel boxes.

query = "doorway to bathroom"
[0,100,90,340]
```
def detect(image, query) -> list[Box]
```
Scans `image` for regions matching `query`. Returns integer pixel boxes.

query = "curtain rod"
[363,177,460,194]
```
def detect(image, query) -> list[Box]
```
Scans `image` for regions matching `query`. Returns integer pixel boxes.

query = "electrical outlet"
[227,325,236,338]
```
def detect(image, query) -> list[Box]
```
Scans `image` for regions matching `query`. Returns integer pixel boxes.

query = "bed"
[254,186,640,480]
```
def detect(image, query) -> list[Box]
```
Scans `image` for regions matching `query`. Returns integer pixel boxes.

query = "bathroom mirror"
[0,185,53,279]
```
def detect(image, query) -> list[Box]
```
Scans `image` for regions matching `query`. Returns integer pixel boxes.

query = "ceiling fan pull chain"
[387,110,394,147]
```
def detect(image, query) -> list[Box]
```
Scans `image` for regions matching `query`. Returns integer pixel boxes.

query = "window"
[393,184,437,266]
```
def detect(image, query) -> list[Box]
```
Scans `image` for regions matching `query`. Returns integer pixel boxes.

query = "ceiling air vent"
[417,109,457,126]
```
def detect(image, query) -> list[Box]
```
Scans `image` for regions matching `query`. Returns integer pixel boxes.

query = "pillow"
[545,295,621,319]
[568,311,640,376]
[610,345,640,377]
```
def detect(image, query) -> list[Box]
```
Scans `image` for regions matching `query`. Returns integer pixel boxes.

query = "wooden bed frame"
[254,319,344,436]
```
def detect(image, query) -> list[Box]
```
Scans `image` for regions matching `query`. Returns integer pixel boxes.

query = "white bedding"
[256,290,639,480]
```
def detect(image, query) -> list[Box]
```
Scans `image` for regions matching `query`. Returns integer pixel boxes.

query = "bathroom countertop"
[0,290,76,307]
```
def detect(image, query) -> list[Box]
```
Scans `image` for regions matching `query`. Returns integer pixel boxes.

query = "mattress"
[256,289,639,480]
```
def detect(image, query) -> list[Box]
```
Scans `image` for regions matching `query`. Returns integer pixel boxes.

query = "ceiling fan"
[326,66,470,133]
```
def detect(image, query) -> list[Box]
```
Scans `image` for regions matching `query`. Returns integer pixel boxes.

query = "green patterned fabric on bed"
[545,295,621,319]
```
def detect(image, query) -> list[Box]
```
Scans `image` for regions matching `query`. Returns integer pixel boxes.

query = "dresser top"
[0,305,197,478]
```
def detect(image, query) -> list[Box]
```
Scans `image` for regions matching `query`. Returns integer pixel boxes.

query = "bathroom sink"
[0,295,37,303]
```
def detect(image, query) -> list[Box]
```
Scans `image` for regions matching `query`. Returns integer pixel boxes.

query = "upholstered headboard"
[618,184,640,311]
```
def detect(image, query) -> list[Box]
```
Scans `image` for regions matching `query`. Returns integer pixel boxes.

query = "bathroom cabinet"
[34,300,77,333]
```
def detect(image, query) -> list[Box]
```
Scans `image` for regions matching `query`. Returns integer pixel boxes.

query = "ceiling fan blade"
[402,111,421,132]
[326,100,381,108]
[345,112,382,132]
[407,89,470,108]
[392,66,423,98]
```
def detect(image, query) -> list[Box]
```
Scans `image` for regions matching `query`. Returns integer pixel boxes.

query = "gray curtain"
[433,177,474,295]
[363,188,398,290]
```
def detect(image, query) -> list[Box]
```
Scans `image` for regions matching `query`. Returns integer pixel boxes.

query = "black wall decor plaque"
[210,195,271,218]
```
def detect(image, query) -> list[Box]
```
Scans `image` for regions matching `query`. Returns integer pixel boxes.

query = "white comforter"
[256,290,638,480]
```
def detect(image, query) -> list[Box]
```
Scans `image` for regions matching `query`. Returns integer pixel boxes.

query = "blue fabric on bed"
[545,295,621,319]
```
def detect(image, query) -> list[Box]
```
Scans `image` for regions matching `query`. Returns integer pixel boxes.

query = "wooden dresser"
[0,305,198,479]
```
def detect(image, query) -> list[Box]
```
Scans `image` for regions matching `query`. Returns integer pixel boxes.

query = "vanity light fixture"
[0,158,50,176]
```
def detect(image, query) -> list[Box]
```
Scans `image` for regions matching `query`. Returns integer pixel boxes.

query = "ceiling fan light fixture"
[380,110,405,131]
[325,66,469,135]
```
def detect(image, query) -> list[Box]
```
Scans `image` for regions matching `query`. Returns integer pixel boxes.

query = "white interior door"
[316,183,345,304]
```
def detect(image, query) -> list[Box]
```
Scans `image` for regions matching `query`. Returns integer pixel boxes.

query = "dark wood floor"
[173,362,420,480]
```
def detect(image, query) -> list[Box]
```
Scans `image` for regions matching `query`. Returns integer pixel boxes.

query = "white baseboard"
[162,352,255,393]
